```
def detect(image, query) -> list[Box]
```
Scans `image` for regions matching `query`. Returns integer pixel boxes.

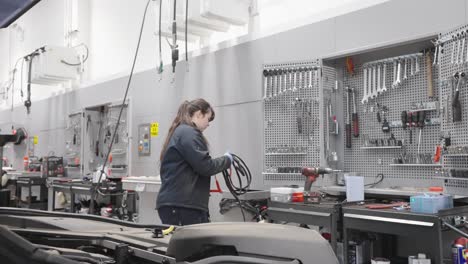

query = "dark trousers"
[158,206,209,226]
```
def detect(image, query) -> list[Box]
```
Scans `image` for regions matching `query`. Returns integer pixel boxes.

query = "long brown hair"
[160,98,215,161]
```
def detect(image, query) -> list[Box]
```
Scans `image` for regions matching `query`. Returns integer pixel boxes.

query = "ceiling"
[0,0,40,28]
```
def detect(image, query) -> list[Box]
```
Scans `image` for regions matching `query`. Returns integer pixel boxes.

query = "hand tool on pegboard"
[295,98,302,134]
[345,86,352,148]
[407,112,413,144]
[351,87,359,137]
[401,110,407,142]
[425,51,434,98]
[452,71,464,122]
[262,69,269,100]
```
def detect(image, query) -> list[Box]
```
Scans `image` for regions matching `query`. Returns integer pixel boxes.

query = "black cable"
[185,0,188,62]
[221,153,252,222]
[365,173,384,188]
[92,0,151,202]
[60,43,89,66]
[158,0,163,73]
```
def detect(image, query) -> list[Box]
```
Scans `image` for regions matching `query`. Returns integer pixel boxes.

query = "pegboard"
[83,103,129,178]
[64,112,83,178]
[340,50,445,189]
[263,59,334,187]
[436,24,468,195]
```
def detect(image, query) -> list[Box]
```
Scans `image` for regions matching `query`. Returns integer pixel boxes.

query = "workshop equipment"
[426,52,434,98]
[301,166,341,203]
[351,87,359,137]
[345,86,352,148]
[452,71,464,122]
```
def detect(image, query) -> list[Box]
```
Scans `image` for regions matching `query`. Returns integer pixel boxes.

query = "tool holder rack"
[436,24,468,195]
[339,50,443,190]
[262,24,468,196]
[262,59,336,187]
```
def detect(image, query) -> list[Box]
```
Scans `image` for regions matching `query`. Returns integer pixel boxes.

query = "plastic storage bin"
[410,193,453,214]
[270,187,304,203]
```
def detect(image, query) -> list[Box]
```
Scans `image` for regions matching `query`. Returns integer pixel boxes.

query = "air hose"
[221,153,252,221]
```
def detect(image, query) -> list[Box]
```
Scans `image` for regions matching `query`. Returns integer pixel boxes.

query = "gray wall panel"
[335,0,466,53]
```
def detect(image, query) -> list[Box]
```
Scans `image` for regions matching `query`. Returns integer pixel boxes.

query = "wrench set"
[361,53,423,105]
[262,65,320,100]
[263,60,324,185]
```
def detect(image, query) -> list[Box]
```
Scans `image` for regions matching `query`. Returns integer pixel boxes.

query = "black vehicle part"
[166,222,338,264]
[0,225,80,264]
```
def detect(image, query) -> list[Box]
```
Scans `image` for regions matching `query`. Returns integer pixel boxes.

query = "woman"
[157,98,232,225]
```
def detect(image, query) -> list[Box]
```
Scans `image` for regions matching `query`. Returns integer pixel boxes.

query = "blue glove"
[224,152,233,164]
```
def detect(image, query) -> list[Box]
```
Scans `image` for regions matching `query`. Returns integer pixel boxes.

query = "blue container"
[410,193,453,214]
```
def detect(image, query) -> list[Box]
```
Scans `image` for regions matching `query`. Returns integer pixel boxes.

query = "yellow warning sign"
[150,122,159,137]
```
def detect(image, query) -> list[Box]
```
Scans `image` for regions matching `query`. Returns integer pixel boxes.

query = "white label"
[135,183,145,192]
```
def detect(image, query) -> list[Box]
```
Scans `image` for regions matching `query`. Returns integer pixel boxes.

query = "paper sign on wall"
[33,136,39,145]
[150,122,159,137]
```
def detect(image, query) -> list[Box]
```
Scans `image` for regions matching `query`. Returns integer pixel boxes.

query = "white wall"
[0,0,390,109]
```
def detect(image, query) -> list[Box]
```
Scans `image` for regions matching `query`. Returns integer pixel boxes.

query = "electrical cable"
[158,0,163,74]
[92,0,152,201]
[221,153,252,222]
[185,0,188,62]
[60,43,89,66]
[365,173,384,188]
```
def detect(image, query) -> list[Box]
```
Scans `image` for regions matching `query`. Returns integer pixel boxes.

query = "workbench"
[342,203,468,263]
[48,179,135,216]
[267,199,343,253]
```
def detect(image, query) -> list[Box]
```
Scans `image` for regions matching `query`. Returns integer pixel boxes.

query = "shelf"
[360,146,402,150]
[265,153,307,156]
[389,164,442,167]
[443,154,468,157]
[262,172,302,176]
[434,177,468,181]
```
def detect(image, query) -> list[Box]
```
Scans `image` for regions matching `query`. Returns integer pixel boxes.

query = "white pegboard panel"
[262,59,326,187]
[437,24,468,195]
[340,51,444,189]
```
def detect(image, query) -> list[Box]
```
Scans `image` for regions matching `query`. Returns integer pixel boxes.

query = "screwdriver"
[351,87,359,137]
[452,72,463,122]
[345,87,352,148]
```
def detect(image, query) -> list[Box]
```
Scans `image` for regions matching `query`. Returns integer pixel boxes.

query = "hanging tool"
[345,86,352,148]
[170,0,179,73]
[262,69,269,100]
[407,112,413,144]
[350,87,359,137]
[295,98,302,134]
[426,51,434,98]
[361,68,368,104]
[382,63,387,92]
[452,71,464,122]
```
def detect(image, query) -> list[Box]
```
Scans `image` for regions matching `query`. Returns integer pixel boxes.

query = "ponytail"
[160,99,214,161]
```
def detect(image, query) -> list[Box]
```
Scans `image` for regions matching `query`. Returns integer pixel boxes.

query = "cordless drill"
[301,167,341,203]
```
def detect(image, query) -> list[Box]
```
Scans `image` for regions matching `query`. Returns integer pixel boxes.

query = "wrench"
[288,68,293,92]
[410,57,415,75]
[272,69,278,97]
[451,35,456,64]
[396,60,402,87]
[415,56,420,73]
[277,69,283,95]
[377,64,382,94]
[371,66,377,98]
[368,66,373,99]
[283,68,288,94]
[459,31,465,64]
[381,63,387,92]
[362,67,368,104]
[392,60,397,88]
[315,68,319,87]
[308,67,312,88]
[403,59,408,80]
[292,68,297,92]
[262,69,269,100]
[433,45,438,66]
[298,67,303,89]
